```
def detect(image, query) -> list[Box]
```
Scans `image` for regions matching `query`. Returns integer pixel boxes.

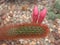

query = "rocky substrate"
[0,0,60,45]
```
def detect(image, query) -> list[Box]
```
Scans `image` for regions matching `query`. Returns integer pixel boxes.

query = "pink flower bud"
[38,8,47,24]
[32,5,39,23]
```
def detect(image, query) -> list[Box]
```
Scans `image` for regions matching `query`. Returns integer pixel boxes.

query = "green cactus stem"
[7,26,46,36]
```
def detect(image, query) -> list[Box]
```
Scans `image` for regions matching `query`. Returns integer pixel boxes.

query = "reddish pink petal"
[32,5,39,23]
[38,8,47,24]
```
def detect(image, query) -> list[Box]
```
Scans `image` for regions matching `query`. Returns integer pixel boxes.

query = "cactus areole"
[0,7,50,40]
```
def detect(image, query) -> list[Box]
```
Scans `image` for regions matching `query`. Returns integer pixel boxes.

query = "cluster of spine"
[7,26,45,36]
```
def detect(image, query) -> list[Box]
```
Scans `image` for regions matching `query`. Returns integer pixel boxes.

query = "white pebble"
[22,15,27,19]
[0,6,2,9]
[58,30,60,33]
[18,11,20,13]
[50,28,53,32]
[7,13,9,15]
[26,17,30,19]
[3,20,7,24]
[30,8,33,12]
[14,11,17,14]
[37,41,40,44]
[46,23,50,26]
[13,14,16,17]
[48,40,51,43]
[24,41,28,44]
[40,5,44,9]
[58,27,60,30]
[29,41,36,45]
[5,5,8,7]
[19,39,24,44]
[42,21,45,24]
[8,6,11,10]
[20,19,23,22]
[7,16,11,19]
[0,6,3,10]
[53,25,56,28]
[5,18,10,22]
[10,11,13,13]
[45,38,49,41]
[15,15,19,18]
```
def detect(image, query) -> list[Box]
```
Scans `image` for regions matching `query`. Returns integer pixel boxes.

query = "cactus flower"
[32,5,39,23]
[38,8,47,24]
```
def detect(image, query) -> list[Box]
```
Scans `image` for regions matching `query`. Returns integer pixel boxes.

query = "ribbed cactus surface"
[0,23,49,40]
[7,26,45,36]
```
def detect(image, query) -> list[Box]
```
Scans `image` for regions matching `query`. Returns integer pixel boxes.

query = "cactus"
[47,0,60,20]
[47,8,60,20]
[47,11,57,20]
[7,25,45,36]
[55,0,60,10]
[56,14,60,19]
[0,23,49,40]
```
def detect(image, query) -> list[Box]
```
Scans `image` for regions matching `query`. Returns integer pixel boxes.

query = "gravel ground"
[0,0,60,45]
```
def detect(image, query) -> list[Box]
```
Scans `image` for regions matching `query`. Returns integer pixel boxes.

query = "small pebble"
[10,11,13,14]
[1,43,7,45]
[53,25,56,28]
[45,38,49,41]
[58,30,60,33]
[22,15,27,19]
[1,15,6,20]
[21,5,28,11]
[58,27,60,30]
[50,28,53,32]
[3,20,7,24]
[10,4,16,11]
[5,18,10,22]
[9,13,13,17]
[42,1,47,6]
[29,41,36,45]
[14,11,17,14]
[7,16,11,19]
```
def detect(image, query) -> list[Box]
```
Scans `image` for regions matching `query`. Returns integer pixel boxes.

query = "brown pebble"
[0,0,5,4]
[9,13,13,17]
[1,15,6,20]
[52,31,60,40]
[53,40,60,45]
[10,4,16,11]
[2,43,7,45]
[53,20,58,27]
[22,5,28,11]
[42,1,47,6]
[0,22,2,25]
[53,9,58,14]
